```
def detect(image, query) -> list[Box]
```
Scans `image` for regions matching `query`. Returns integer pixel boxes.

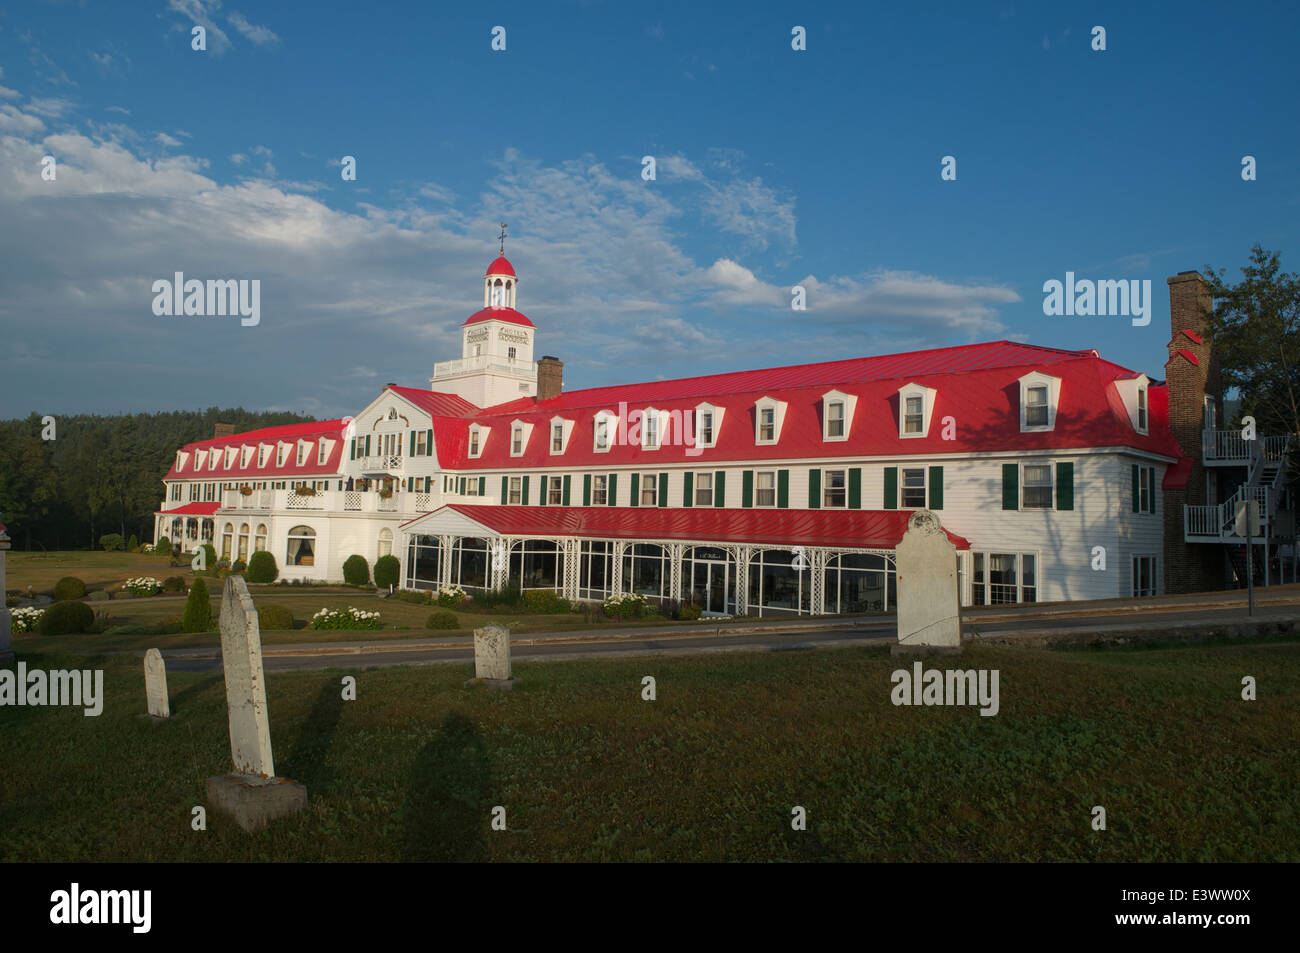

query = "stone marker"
[0,523,11,664]
[204,575,307,832]
[144,648,170,719]
[893,509,963,656]
[466,624,515,690]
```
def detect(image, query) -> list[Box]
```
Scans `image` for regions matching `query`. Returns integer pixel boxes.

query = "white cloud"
[0,104,45,135]
[166,0,232,55]
[155,132,182,147]
[25,97,75,118]
[227,11,280,46]
[0,86,19,100]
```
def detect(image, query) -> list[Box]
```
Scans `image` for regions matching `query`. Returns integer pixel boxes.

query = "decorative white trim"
[467,423,490,458]
[897,383,937,439]
[549,415,574,455]
[1018,372,1061,433]
[821,389,856,442]
[754,396,788,445]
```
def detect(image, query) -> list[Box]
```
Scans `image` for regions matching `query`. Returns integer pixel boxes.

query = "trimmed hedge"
[37,600,95,635]
[374,554,400,590]
[246,550,278,584]
[426,610,460,630]
[343,554,371,586]
[155,535,172,555]
[257,604,295,631]
[181,577,214,633]
[99,533,125,551]
[52,577,87,601]
[128,534,139,552]
[522,589,571,614]
[162,576,186,593]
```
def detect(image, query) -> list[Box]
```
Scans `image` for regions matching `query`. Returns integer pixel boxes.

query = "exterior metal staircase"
[1184,434,1291,542]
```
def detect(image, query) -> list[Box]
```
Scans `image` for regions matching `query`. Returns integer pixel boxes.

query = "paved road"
[164,597,1300,673]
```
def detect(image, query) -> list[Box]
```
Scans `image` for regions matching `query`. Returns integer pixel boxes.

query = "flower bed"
[309,606,383,630]
[436,584,467,608]
[604,592,647,620]
[10,607,45,633]
[122,577,164,596]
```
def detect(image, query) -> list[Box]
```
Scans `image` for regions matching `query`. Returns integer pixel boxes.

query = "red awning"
[405,504,969,550]
[154,502,221,516]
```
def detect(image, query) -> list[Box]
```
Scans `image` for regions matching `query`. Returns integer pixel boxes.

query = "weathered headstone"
[466,624,515,690]
[0,523,12,665]
[204,575,306,831]
[144,648,170,719]
[893,509,963,656]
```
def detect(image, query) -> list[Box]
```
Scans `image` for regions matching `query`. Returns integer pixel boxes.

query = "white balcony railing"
[359,454,404,473]
[432,355,538,379]
[221,489,275,509]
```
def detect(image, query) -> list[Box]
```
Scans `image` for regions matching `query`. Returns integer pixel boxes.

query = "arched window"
[238,523,250,561]
[255,524,268,552]
[286,525,316,566]
[378,528,393,559]
[221,523,234,560]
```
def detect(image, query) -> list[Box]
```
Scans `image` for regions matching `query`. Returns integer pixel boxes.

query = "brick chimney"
[537,356,564,401]
[1162,271,1224,594]
[213,421,235,439]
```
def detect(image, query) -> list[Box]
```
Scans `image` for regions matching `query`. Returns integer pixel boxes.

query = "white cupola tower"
[429,225,540,407]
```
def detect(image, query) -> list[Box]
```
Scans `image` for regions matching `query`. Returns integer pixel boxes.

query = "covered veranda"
[153,502,219,553]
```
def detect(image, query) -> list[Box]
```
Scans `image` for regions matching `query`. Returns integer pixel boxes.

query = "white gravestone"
[893,510,963,655]
[206,575,306,832]
[144,648,170,719]
[470,625,514,688]
[0,524,11,663]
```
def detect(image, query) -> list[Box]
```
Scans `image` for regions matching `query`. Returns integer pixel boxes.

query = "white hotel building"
[155,256,1293,615]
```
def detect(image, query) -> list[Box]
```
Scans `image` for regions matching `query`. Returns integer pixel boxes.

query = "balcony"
[432,355,537,379]
[221,489,276,510]
[1202,430,1290,465]
[359,454,404,475]
[212,487,423,516]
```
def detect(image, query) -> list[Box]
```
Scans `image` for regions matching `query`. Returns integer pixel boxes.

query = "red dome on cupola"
[486,255,515,277]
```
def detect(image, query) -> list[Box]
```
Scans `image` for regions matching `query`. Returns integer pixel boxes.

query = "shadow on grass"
[401,712,492,862]
[169,674,222,715]
[279,679,345,795]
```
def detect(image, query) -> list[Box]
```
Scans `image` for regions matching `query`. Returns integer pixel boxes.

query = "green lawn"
[1,635,1296,862]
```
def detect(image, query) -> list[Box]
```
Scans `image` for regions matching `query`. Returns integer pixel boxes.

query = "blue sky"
[0,0,1296,418]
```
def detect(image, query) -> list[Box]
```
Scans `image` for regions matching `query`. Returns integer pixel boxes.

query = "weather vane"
[498,222,508,256]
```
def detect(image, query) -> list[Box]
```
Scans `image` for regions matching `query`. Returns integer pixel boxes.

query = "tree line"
[0,408,316,551]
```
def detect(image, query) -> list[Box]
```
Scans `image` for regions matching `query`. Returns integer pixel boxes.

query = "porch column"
[667,543,684,602]
[560,538,580,599]
[733,545,752,615]
[439,534,456,588]
[611,541,626,595]
[810,549,827,616]
[490,538,511,590]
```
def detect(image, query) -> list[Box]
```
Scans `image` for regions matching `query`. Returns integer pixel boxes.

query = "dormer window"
[759,408,775,441]
[512,424,524,455]
[593,411,616,453]
[754,397,788,446]
[257,445,269,467]
[296,443,307,466]
[277,443,289,467]
[904,397,923,433]
[827,402,844,437]
[240,446,253,468]
[551,422,563,453]
[595,417,608,451]
[693,402,723,450]
[317,440,328,466]
[699,412,714,445]
[1137,387,1148,433]
[209,450,220,471]
[224,447,236,468]
[821,389,857,442]
[469,429,481,457]
[639,409,661,450]
[1017,373,1061,433]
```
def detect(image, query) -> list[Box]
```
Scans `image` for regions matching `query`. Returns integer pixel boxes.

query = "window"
[1133,464,1156,514]
[904,396,923,434]
[592,474,609,506]
[759,407,775,441]
[1023,464,1053,508]
[221,523,233,560]
[507,346,517,361]
[643,412,659,449]
[695,472,713,507]
[296,443,307,466]
[378,528,393,559]
[1137,387,1148,432]
[971,552,1037,605]
[512,425,524,455]
[1025,386,1049,427]
[276,444,288,466]
[254,524,267,552]
[698,411,714,446]
[827,401,845,438]
[317,440,328,465]
[470,430,481,456]
[548,476,563,505]
[594,417,609,451]
[755,470,776,507]
[823,469,847,507]
[465,479,480,497]
[1132,555,1157,597]
[415,431,428,456]
[258,445,269,467]
[237,523,250,561]
[189,483,200,502]
[640,473,658,506]
[551,422,564,453]
[901,468,926,507]
[508,476,522,504]
[286,526,316,566]
[473,344,482,357]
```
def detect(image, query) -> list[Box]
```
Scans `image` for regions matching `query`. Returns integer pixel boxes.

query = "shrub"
[155,535,172,555]
[140,543,154,554]
[163,576,186,593]
[216,568,231,579]
[436,584,467,608]
[309,606,382,630]
[10,606,45,633]
[181,577,214,632]
[121,576,163,596]
[426,610,460,630]
[192,544,217,573]
[246,550,279,584]
[604,593,647,620]
[374,554,400,589]
[476,579,522,610]
[36,600,94,635]
[342,554,370,587]
[99,533,125,551]
[52,576,87,601]
[679,603,702,621]
[522,589,571,614]
[395,589,432,605]
[127,534,139,551]
[232,558,247,573]
[257,604,295,630]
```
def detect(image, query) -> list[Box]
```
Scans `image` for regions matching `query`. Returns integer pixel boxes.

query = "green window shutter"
[683,471,694,507]
[714,471,725,507]
[742,470,754,508]
[928,466,944,510]
[479,476,486,497]
[583,474,591,506]
[501,475,508,503]
[808,469,821,509]
[409,430,416,457]
[630,473,639,507]
[562,475,571,506]
[457,477,464,495]
[364,435,371,456]
[1131,464,1140,513]
[350,438,356,460]
[884,467,898,509]
[1002,463,1019,511]
[426,428,433,457]
[425,475,431,492]
[847,468,861,509]
[778,469,790,508]
[522,475,530,505]
[1056,462,1074,511]
[608,473,617,506]
[657,473,668,507]
[538,473,547,505]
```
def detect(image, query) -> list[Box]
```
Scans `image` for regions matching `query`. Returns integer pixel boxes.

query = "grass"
[1,636,1296,861]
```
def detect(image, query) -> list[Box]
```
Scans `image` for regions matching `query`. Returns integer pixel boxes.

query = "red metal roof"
[406,504,970,550]
[486,255,516,277]
[1172,329,1203,345]
[155,502,221,516]
[462,306,535,328]
[1171,349,1200,367]
[387,386,479,417]
[164,420,349,481]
